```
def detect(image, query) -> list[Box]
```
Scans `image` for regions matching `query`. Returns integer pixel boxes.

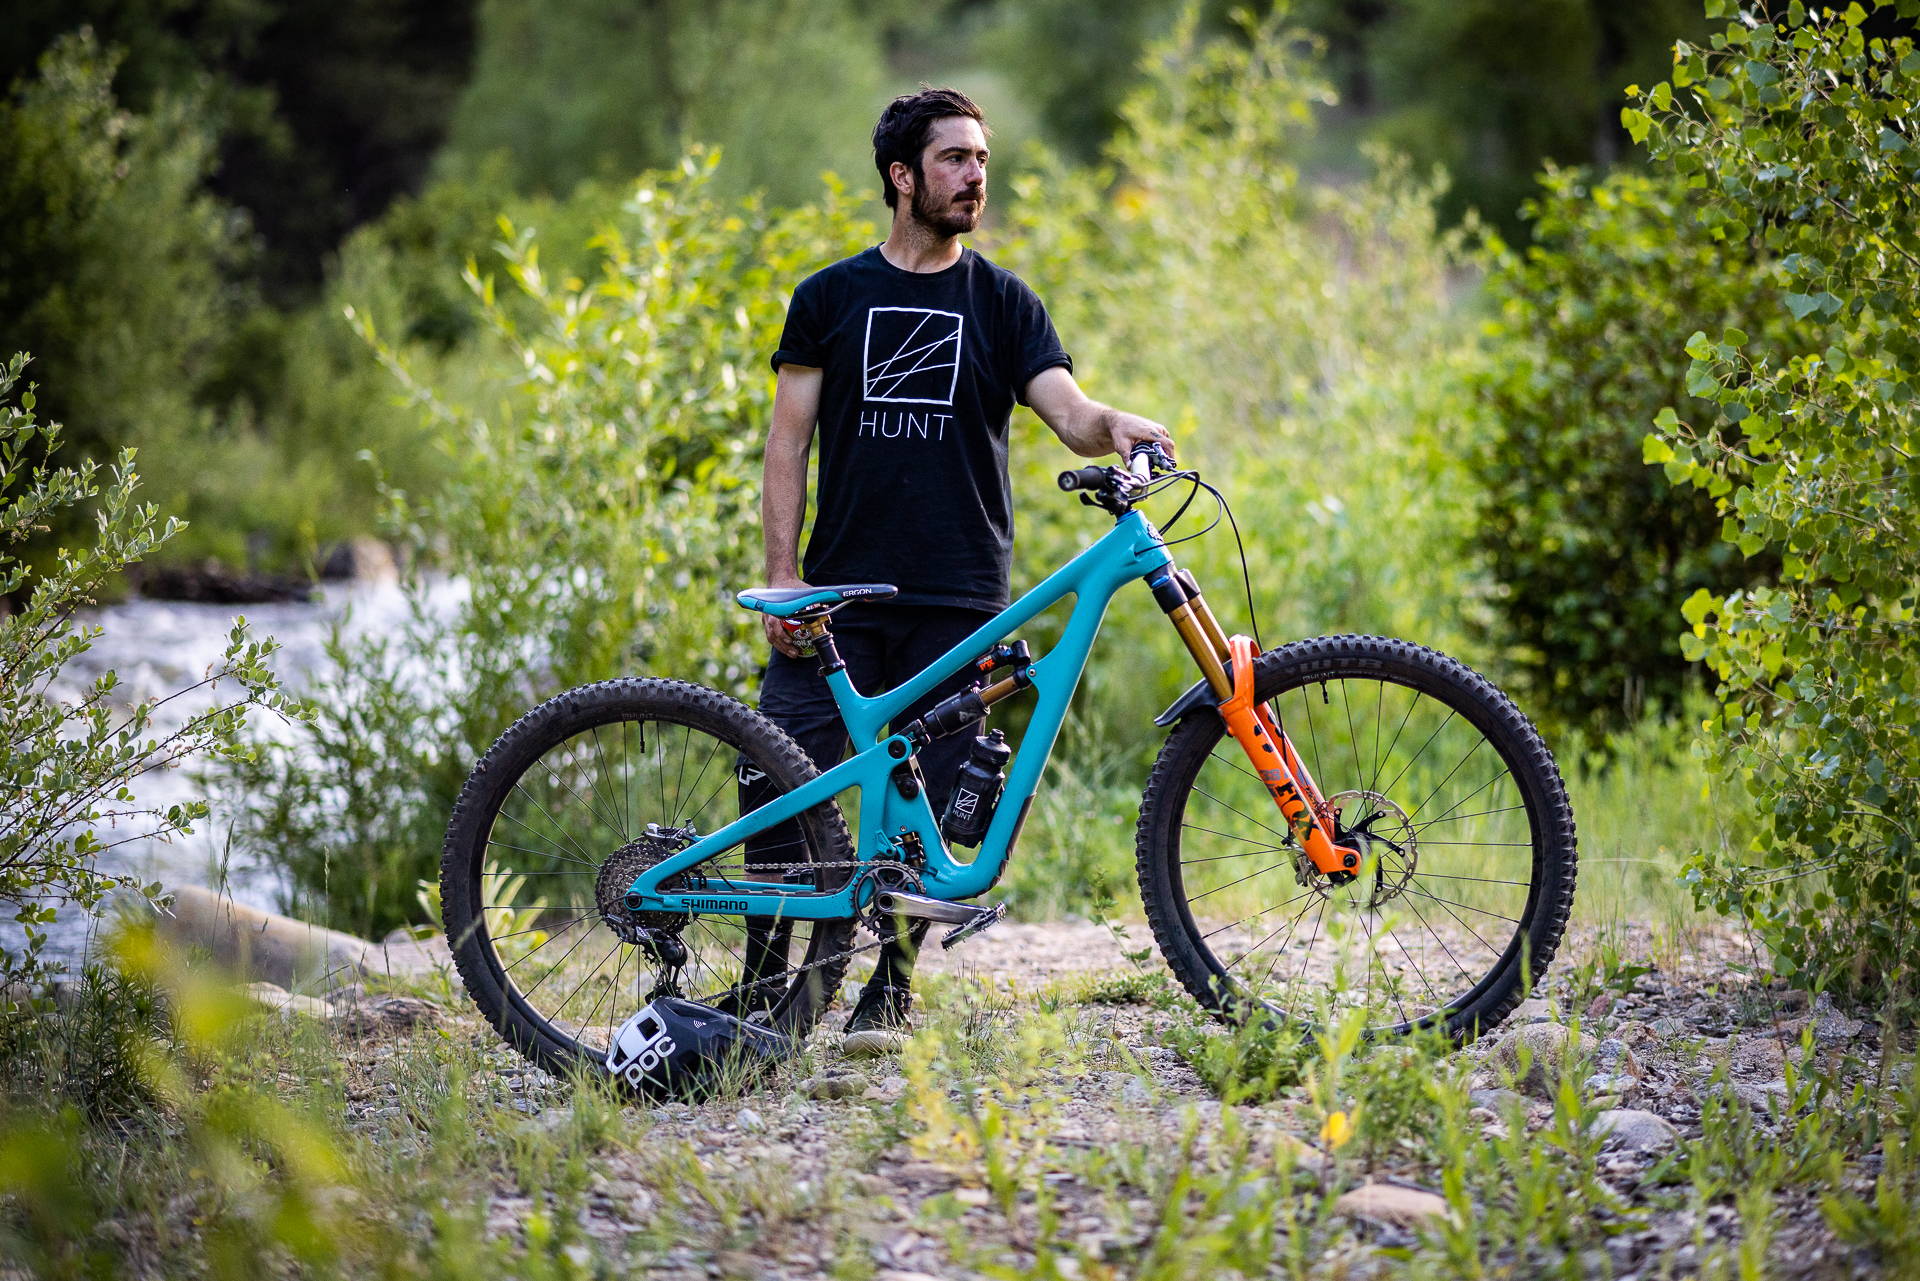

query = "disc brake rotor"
[1311,789,1418,909]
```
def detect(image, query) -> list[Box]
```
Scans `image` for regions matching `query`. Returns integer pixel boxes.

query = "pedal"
[940,901,1007,950]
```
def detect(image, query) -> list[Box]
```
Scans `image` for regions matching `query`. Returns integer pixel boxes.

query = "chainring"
[854,860,924,941]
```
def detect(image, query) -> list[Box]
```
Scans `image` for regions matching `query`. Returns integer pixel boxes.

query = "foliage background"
[7,2,1920,1271]
[2,0,1914,997]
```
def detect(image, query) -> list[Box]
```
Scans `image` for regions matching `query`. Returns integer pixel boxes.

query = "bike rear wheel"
[441,678,857,1084]
[1136,635,1576,1043]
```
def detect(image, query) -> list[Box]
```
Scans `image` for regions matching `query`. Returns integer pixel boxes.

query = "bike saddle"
[734,582,898,618]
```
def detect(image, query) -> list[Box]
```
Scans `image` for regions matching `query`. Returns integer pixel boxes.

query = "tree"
[437,0,887,206]
[0,354,299,985]
[1468,165,1786,730]
[2,1,476,300]
[0,32,241,569]
[1635,0,1920,1005]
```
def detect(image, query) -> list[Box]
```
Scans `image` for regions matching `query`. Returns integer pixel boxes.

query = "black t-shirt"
[771,245,1071,611]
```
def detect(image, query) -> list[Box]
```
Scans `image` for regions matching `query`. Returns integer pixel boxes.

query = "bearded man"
[743,86,1175,1054]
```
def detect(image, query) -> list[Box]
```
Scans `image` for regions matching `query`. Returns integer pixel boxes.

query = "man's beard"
[910,182,984,235]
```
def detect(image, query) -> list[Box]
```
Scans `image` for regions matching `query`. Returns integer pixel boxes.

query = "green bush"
[233,10,1506,932]
[0,354,298,986]
[994,7,1486,747]
[0,32,241,576]
[1468,165,1786,731]
[439,0,887,205]
[224,157,879,934]
[1634,0,1920,1005]
[0,31,454,582]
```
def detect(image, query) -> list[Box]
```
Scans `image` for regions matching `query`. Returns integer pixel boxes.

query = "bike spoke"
[674,733,727,827]
[1188,858,1295,903]
[1406,735,1488,822]
[1377,707,1457,803]
[1190,783,1293,845]
[484,837,598,870]
[1180,821,1291,852]
[1172,664,1549,1038]
[1408,803,1527,831]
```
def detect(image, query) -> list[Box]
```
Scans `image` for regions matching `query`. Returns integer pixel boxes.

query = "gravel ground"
[303,919,1910,1279]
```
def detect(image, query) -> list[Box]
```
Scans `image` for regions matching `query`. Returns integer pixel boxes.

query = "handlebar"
[1057,466,1111,492]
[1056,442,1178,494]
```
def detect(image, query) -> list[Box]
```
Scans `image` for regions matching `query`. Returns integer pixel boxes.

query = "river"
[13,574,461,973]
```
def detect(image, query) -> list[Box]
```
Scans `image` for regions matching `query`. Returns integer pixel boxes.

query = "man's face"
[905,115,989,235]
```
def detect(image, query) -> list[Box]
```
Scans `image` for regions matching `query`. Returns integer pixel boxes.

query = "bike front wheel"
[1136,635,1577,1043]
[441,678,857,1084]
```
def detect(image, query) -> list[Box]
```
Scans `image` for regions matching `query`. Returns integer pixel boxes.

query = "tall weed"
[223,158,877,933]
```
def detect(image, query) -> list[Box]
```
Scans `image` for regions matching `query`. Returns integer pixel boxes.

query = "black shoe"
[840,982,912,1056]
[712,980,782,1023]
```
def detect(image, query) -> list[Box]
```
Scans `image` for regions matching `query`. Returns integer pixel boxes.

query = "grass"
[0,699,1889,1278]
[3,914,1915,1278]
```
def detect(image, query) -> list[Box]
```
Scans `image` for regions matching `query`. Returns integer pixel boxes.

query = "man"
[750,86,1175,1055]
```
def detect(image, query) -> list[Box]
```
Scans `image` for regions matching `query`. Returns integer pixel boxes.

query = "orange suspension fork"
[1154,567,1357,877]
[1218,636,1356,876]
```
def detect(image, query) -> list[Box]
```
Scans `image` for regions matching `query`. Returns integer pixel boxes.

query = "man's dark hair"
[872,86,989,209]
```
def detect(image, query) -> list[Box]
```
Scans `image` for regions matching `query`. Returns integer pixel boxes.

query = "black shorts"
[753,603,997,821]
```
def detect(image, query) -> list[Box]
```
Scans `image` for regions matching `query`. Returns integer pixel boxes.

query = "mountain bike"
[440,445,1578,1091]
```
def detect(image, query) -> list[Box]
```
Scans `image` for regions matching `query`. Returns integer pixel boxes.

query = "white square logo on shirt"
[863,307,964,405]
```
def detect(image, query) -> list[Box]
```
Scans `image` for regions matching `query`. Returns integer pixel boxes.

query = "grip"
[1057,466,1110,492]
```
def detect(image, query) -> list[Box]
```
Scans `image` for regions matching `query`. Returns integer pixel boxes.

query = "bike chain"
[643,856,914,1007]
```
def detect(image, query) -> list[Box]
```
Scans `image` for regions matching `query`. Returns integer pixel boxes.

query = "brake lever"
[1128,441,1176,481]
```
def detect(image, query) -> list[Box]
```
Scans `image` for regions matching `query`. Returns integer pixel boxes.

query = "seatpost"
[785,614,844,674]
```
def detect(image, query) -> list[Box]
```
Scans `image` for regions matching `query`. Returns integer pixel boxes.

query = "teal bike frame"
[622,508,1176,921]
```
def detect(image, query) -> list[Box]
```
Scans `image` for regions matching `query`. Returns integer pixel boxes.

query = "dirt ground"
[321,918,1905,1279]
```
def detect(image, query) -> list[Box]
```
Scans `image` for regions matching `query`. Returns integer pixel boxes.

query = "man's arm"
[1023,365,1176,462]
[761,363,821,657]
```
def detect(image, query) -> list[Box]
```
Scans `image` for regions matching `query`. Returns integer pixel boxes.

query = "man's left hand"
[1107,412,1176,465]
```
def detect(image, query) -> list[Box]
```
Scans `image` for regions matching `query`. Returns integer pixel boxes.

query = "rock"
[800,1074,866,1100]
[1810,994,1865,1045]
[1593,1037,1643,1078]
[1583,1073,1639,1100]
[1468,1087,1526,1112]
[245,981,333,1019]
[135,560,314,604]
[1728,1034,1789,1076]
[319,536,399,583]
[735,1107,766,1132]
[331,996,442,1037]
[1231,1177,1273,1209]
[1510,998,1555,1024]
[1611,1019,1654,1046]
[1274,1133,1328,1179]
[1334,1182,1453,1227]
[157,886,452,990]
[1586,993,1615,1018]
[1493,1023,1583,1098]
[1121,1077,1152,1106]
[1648,1016,1692,1038]
[1593,1108,1679,1153]
[1704,1078,1790,1113]
[863,1076,907,1103]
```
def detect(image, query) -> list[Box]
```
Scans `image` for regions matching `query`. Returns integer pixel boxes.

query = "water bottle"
[941,730,1011,847]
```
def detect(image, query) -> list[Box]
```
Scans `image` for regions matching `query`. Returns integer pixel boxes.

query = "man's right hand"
[764,578,811,658]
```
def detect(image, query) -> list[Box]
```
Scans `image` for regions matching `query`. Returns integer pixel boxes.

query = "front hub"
[1322,789,1417,909]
